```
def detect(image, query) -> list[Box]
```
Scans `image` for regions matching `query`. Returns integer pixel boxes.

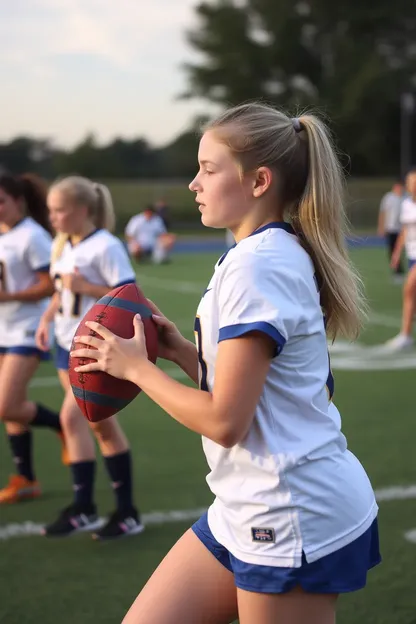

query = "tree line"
[1,0,415,180]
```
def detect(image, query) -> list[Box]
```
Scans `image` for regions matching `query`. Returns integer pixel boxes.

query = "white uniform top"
[125,213,166,249]
[400,198,416,260]
[0,217,52,348]
[195,222,378,568]
[51,229,135,351]
[379,191,403,233]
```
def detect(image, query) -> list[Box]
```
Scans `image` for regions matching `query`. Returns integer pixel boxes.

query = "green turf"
[0,248,414,624]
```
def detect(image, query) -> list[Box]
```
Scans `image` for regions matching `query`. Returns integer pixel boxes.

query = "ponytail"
[0,172,52,234]
[94,183,116,232]
[49,176,116,233]
[206,102,367,341]
[290,116,366,340]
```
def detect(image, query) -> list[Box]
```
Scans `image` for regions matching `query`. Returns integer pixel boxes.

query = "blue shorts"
[55,344,70,371]
[192,513,381,594]
[409,259,416,270]
[0,345,50,361]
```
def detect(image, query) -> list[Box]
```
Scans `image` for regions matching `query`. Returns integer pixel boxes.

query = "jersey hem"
[303,501,379,563]
[207,501,378,569]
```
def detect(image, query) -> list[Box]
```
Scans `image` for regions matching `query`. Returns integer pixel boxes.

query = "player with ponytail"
[36,176,143,540]
[72,104,380,622]
[0,173,68,504]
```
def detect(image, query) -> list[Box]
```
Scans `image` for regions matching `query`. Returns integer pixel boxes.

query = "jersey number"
[326,352,334,401]
[0,261,6,292]
[194,316,209,391]
[54,274,82,317]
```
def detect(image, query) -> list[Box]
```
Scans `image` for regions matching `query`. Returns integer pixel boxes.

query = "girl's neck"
[70,221,96,246]
[0,213,25,233]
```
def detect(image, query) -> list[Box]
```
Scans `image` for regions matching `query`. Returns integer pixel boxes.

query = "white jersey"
[379,191,403,233]
[195,223,377,568]
[51,229,135,350]
[125,213,166,249]
[400,198,416,260]
[0,217,52,348]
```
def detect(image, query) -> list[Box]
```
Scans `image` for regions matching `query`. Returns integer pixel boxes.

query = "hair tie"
[291,118,303,133]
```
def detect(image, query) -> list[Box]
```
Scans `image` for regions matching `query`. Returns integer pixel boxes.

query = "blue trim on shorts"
[0,346,50,361]
[409,258,416,270]
[192,512,381,594]
[55,344,70,370]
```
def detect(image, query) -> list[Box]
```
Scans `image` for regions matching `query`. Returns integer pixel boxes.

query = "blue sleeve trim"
[113,278,136,288]
[218,322,286,357]
[35,264,51,273]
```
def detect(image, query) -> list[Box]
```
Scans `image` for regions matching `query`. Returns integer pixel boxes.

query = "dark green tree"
[182,0,416,174]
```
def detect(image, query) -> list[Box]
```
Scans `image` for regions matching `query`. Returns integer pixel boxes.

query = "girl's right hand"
[147,300,188,363]
[36,319,50,352]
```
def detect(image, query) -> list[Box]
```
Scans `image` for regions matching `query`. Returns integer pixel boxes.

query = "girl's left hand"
[62,268,89,294]
[71,315,148,382]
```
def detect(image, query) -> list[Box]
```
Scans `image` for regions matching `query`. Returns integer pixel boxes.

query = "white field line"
[404,529,416,544]
[0,485,415,541]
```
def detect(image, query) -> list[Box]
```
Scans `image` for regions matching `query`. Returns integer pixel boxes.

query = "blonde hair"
[51,232,68,264]
[206,102,366,340]
[50,175,116,233]
[48,176,116,263]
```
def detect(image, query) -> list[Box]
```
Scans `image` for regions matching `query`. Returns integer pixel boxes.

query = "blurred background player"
[154,197,172,231]
[125,204,176,264]
[36,176,143,540]
[0,173,67,504]
[377,180,405,282]
[385,169,416,351]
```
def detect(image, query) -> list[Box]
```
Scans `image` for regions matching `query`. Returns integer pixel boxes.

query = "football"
[69,282,158,422]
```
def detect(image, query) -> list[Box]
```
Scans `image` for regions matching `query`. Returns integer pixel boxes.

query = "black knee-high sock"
[8,432,35,481]
[70,460,96,508]
[103,451,134,513]
[31,404,61,433]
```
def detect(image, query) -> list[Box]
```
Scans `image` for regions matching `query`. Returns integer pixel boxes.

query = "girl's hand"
[147,300,188,363]
[36,318,51,351]
[71,315,149,382]
[62,268,89,294]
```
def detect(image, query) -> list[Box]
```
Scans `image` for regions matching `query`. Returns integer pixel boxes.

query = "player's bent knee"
[60,404,83,435]
[0,402,21,422]
[88,418,116,442]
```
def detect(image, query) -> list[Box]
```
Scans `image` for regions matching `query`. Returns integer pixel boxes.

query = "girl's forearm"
[130,361,228,446]
[173,339,199,385]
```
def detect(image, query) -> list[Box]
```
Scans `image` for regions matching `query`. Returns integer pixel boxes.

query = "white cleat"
[384,333,414,352]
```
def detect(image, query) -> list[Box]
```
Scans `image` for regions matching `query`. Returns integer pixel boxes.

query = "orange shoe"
[0,475,41,504]
[57,432,70,466]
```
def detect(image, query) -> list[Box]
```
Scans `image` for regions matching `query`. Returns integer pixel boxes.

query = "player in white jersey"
[72,104,380,623]
[385,169,416,350]
[35,176,143,540]
[0,173,68,504]
[125,205,176,264]
[377,180,405,281]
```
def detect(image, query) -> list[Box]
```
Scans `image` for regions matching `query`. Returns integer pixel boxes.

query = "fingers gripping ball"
[69,283,158,422]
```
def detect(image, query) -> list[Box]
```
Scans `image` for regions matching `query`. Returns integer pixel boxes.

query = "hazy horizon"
[1,0,218,148]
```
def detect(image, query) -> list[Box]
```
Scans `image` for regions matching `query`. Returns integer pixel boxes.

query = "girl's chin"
[200,213,225,229]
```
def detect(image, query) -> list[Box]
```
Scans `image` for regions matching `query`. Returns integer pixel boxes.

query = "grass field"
[0,247,415,624]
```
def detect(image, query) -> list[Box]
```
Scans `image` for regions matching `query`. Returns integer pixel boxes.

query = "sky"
[1,0,217,148]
